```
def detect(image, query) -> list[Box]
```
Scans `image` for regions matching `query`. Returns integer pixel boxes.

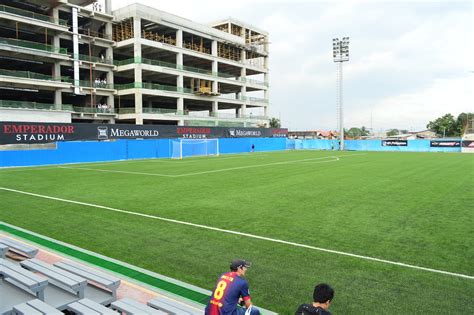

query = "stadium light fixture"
[333,37,350,150]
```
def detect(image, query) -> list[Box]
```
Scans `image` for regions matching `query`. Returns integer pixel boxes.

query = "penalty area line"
[1,187,471,280]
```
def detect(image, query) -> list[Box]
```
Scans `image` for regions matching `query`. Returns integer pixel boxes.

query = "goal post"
[170,138,219,159]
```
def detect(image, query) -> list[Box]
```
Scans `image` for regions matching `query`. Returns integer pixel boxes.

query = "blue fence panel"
[0,138,288,167]
[286,139,339,150]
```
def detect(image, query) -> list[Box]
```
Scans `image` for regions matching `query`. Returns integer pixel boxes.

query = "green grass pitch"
[0,150,473,314]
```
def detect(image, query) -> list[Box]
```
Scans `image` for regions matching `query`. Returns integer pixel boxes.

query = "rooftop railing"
[0,5,68,26]
[0,37,68,54]
[0,100,73,111]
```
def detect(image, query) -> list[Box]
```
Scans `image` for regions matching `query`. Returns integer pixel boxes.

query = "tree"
[386,129,399,136]
[269,117,281,128]
[455,112,473,135]
[345,126,370,139]
[426,114,457,137]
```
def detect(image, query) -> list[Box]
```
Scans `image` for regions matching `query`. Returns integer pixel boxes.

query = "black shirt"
[295,303,332,315]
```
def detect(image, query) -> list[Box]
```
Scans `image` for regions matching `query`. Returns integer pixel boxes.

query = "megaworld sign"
[0,122,288,144]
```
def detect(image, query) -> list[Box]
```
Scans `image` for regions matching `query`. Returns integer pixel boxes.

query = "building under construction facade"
[0,0,270,127]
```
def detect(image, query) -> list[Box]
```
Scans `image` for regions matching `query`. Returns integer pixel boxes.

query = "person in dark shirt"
[295,283,334,315]
[205,259,260,315]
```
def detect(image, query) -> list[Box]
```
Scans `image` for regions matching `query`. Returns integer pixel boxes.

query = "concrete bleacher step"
[54,259,121,298]
[0,243,8,258]
[111,297,169,315]
[0,237,38,258]
[0,258,48,301]
[12,299,63,315]
[21,258,87,298]
[67,298,118,315]
[148,296,203,315]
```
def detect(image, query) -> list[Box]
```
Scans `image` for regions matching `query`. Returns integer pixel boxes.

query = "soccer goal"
[171,138,220,159]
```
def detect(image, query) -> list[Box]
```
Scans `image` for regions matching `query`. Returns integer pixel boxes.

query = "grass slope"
[0,150,473,314]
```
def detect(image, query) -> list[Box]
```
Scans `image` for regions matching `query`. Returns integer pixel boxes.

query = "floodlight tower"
[333,37,350,150]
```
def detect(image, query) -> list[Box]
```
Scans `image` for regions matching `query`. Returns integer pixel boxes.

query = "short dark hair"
[313,283,334,303]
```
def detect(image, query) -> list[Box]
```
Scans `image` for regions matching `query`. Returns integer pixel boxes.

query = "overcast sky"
[112,0,473,131]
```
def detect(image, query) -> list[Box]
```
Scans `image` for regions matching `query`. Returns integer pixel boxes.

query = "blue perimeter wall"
[0,138,287,167]
[0,138,461,168]
[286,139,461,153]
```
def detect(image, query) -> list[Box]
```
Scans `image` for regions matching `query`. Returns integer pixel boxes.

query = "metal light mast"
[333,37,350,150]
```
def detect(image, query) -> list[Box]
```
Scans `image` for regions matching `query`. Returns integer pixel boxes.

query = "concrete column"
[54,90,62,109]
[240,85,246,101]
[105,0,112,15]
[177,97,184,115]
[176,52,183,67]
[105,22,112,40]
[264,106,269,118]
[177,75,183,89]
[135,92,143,120]
[241,49,246,63]
[176,29,183,48]
[211,40,218,57]
[212,60,218,93]
[212,101,218,117]
[240,104,246,118]
[52,8,59,24]
[133,17,141,39]
[235,108,239,117]
[107,94,114,111]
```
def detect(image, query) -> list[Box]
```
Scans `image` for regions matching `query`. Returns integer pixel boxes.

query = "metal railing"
[142,107,178,115]
[0,100,73,111]
[242,96,269,103]
[0,5,68,26]
[74,54,113,65]
[74,80,114,89]
[0,69,69,82]
[0,37,68,54]
[73,106,115,114]
[77,28,112,40]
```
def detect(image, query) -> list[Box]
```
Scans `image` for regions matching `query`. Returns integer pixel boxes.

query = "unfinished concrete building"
[0,1,269,127]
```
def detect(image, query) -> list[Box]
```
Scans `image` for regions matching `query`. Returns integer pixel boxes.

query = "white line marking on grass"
[0,186,471,280]
[58,166,175,177]
[58,155,347,178]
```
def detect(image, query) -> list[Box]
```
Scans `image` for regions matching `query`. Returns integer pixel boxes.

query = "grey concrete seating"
[54,260,121,298]
[148,297,203,315]
[20,258,87,298]
[0,243,8,258]
[111,297,169,315]
[0,238,38,258]
[12,299,63,315]
[0,258,48,300]
[67,298,118,315]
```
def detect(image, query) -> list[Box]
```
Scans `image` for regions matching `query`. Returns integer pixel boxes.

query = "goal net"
[171,138,219,159]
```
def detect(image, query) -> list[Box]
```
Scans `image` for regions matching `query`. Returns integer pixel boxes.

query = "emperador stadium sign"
[0,122,288,144]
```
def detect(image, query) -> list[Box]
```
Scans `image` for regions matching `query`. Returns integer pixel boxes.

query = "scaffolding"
[142,30,176,45]
[191,79,218,96]
[112,18,133,42]
[231,24,242,37]
[183,37,210,54]
[214,24,229,33]
[218,43,241,62]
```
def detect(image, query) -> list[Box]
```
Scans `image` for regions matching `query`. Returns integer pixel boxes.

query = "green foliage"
[387,129,399,136]
[344,126,370,138]
[0,151,473,314]
[427,113,473,137]
[269,117,281,128]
